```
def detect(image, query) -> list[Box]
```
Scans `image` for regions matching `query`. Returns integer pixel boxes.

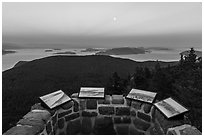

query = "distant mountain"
[180,50,202,58]
[96,47,147,55]
[2,49,16,55]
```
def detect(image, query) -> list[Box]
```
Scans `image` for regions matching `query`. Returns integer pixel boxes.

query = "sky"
[2,2,202,49]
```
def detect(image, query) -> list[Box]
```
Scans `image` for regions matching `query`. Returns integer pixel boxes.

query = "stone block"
[131,100,142,110]
[17,119,44,128]
[3,125,43,135]
[31,103,47,111]
[129,126,145,135]
[98,95,111,104]
[167,124,202,135]
[114,117,122,123]
[94,116,116,135]
[82,111,98,117]
[59,131,65,135]
[166,130,177,135]
[86,99,97,109]
[81,117,92,134]
[53,125,57,135]
[61,101,73,110]
[23,111,51,122]
[114,116,131,124]
[52,113,57,126]
[137,111,151,122]
[112,95,124,104]
[143,103,152,114]
[149,120,164,135]
[116,125,129,135]
[73,100,79,112]
[57,118,65,129]
[133,118,150,131]
[125,98,131,106]
[79,100,86,110]
[116,107,130,116]
[66,118,81,134]
[155,109,189,133]
[123,116,131,123]
[98,106,114,115]
[130,110,136,116]
[46,121,52,134]
[65,113,80,121]
[150,106,156,119]
[58,109,72,118]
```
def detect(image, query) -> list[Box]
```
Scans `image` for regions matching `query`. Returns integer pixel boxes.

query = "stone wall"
[3,94,201,135]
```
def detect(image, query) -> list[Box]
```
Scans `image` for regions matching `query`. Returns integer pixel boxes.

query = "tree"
[183,48,197,69]
[112,72,120,89]
[180,54,184,66]
[133,67,149,90]
[144,67,151,79]
[154,60,161,71]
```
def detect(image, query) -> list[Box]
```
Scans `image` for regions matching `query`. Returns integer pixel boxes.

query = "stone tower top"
[3,93,201,135]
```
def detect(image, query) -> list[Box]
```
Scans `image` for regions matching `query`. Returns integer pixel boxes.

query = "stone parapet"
[3,94,202,135]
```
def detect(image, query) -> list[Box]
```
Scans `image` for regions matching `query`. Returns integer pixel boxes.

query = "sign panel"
[126,88,157,103]
[154,98,188,118]
[79,87,105,98]
[39,90,71,109]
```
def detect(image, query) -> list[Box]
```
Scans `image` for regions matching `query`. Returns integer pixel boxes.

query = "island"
[81,48,101,52]
[45,49,53,52]
[146,47,173,51]
[53,51,76,55]
[53,48,61,50]
[95,47,147,55]
[2,49,16,55]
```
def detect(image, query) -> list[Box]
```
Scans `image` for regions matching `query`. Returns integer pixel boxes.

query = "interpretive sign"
[154,98,188,118]
[126,88,157,103]
[39,90,71,109]
[79,87,105,98]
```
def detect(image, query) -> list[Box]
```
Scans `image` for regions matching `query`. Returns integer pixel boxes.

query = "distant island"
[146,47,173,51]
[45,49,53,52]
[81,48,101,52]
[2,49,16,55]
[53,51,76,55]
[53,48,61,50]
[95,47,148,55]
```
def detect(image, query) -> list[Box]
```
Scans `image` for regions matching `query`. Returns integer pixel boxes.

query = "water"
[2,48,198,71]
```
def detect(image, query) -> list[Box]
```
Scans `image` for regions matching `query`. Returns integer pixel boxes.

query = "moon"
[113,17,117,22]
